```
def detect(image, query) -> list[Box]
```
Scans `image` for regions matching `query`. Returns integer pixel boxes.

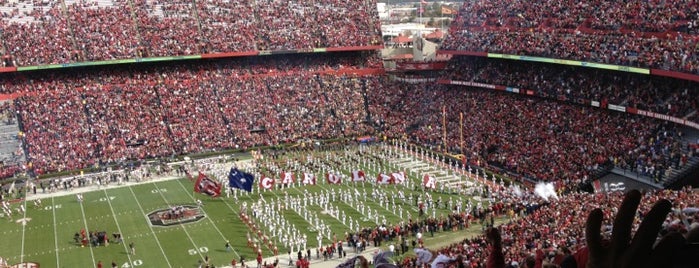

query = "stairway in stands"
[663,128,699,187]
[0,101,25,168]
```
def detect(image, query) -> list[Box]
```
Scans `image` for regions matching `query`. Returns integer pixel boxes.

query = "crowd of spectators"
[132,0,204,57]
[0,0,76,66]
[397,187,699,268]
[444,57,699,121]
[367,83,681,183]
[0,0,381,65]
[443,0,699,74]
[8,53,379,175]
[0,50,693,187]
[195,0,257,53]
[440,58,698,182]
[66,0,140,61]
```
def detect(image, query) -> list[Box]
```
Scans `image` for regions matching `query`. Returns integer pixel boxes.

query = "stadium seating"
[367,83,676,183]
[440,57,699,183]
[3,52,688,185]
[0,0,382,65]
[10,54,378,175]
[0,101,23,178]
[442,0,699,74]
[403,188,699,267]
[444,57,699,122]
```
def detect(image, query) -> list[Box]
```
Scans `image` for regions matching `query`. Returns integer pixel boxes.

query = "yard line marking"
[126,185,173,268]
[174,179,242,259]
[19,191,29,264]
[78,197,97,267]
[102,189,134,265]
[150,181,205,260]
[51,197,60,268]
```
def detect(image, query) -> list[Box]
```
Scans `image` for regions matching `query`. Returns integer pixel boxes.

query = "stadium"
[0,0,698,267]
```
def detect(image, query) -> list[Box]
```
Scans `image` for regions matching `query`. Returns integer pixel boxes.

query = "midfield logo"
[147,205,205,227]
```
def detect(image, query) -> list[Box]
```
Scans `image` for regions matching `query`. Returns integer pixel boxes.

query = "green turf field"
[0,145,493,268]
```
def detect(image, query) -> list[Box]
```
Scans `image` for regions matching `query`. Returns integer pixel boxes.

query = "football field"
[0,145,492,268]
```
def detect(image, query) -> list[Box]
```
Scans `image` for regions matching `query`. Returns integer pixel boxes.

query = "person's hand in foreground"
[585,190,686,268]
[486,227,505,268]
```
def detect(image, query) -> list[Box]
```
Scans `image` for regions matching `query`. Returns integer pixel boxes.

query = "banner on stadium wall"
[505,87,520,93]
[395,62,447,71]
[636,109,699,130]
[608,104,626,112]
[393,77,436,83]
[450,80,497,89]
[444,79,699,131]
[487,53,650,74]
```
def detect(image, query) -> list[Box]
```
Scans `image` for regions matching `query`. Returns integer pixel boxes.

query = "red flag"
[391,172,406,184]
[326,173,341,184]
[376,173,393,184]
[302,173,316,185]
[259,175,275,189]
[280,171,295,184]
[423,174,437,189]
[194,172,222,197]
[592,180,602,193]
[352,170,366,182]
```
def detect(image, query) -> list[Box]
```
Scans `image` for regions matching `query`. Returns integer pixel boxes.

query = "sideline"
[22,159,254,201]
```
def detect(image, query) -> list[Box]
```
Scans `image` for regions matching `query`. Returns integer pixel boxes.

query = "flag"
[376,173,393,184]
[194,172,222,197]
[302,173,316,185]
[326,173,341,184]
[259,175,275,189]
[228,167,254,192]
[391,172,406,184]
[280,171,295,185]
[423,174,437,189]
[441,6,456,15]
[592,180,602,193]
[352,170,365,182]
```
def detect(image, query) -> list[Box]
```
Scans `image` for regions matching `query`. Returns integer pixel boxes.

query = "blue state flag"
[228,167,254,192]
